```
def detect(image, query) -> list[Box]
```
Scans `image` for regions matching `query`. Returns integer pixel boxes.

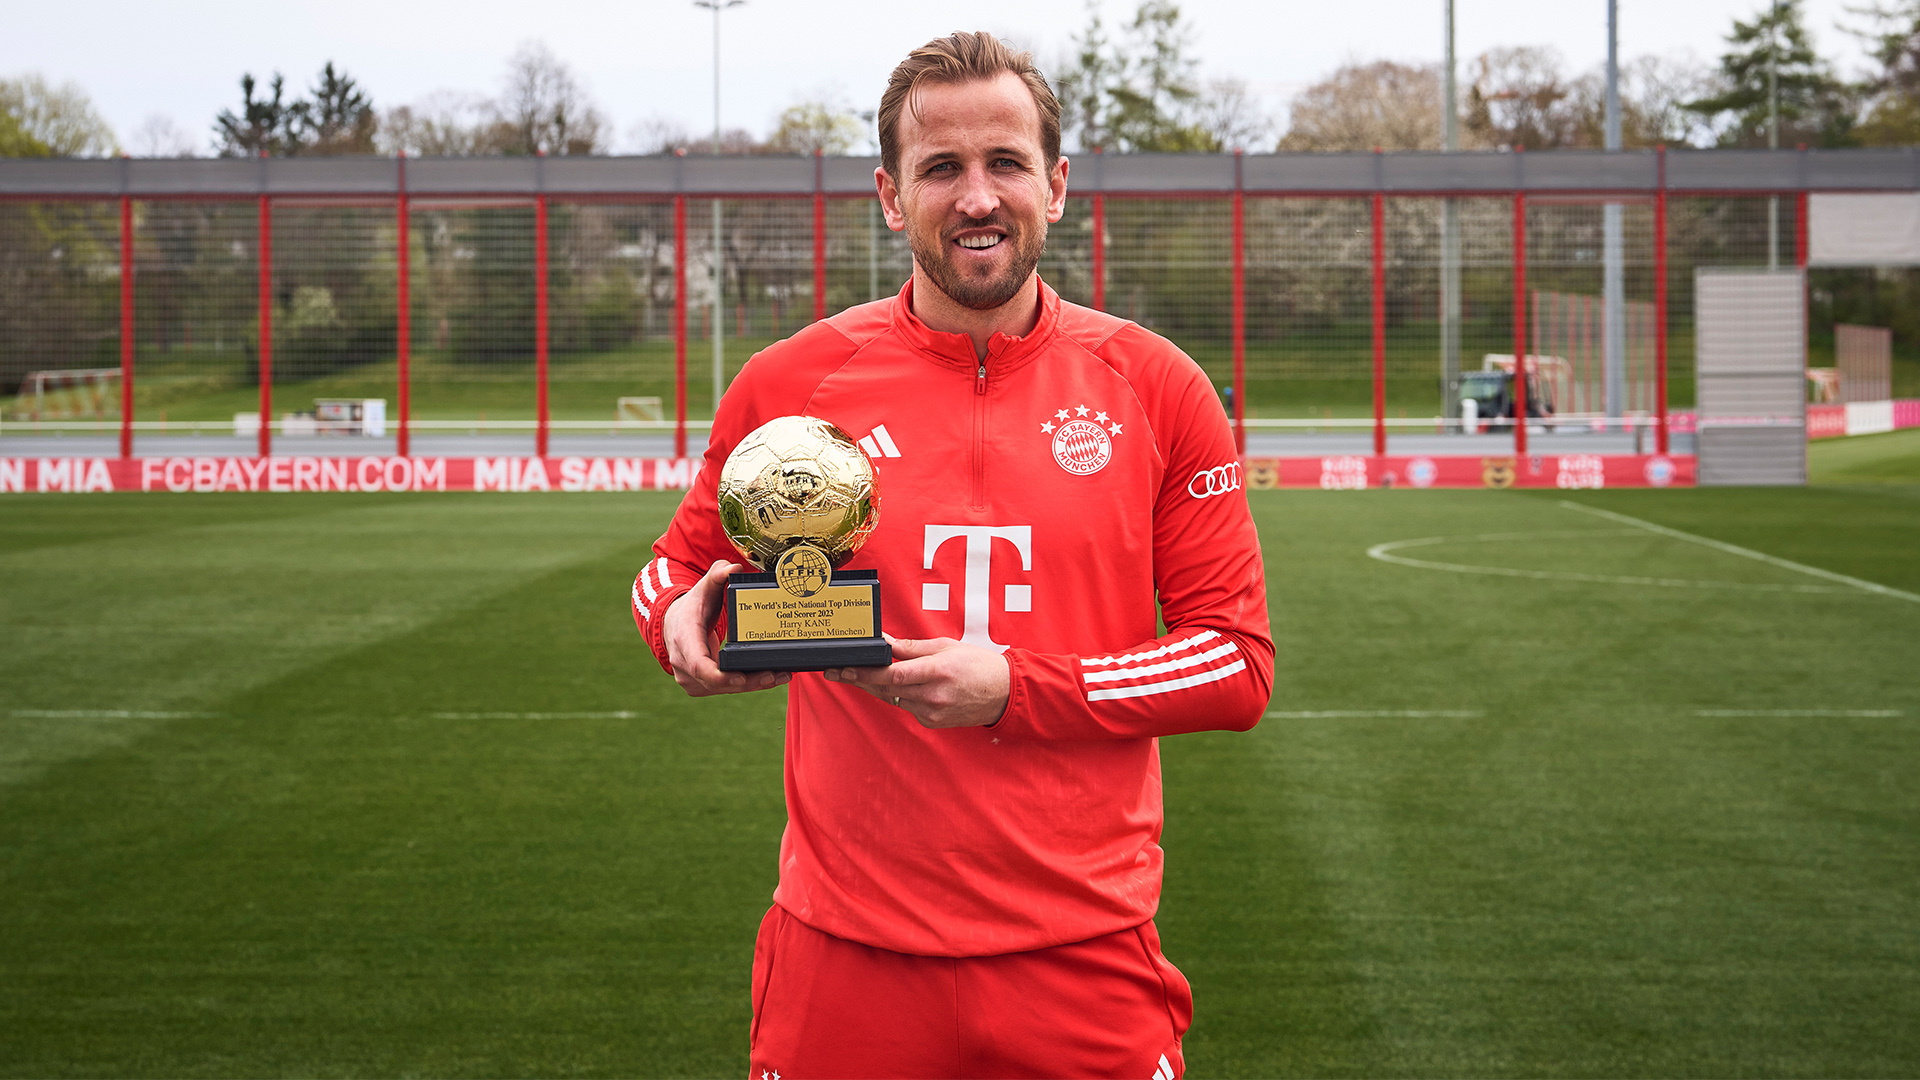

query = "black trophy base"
[716,569,890,673]
[716,638,893,672]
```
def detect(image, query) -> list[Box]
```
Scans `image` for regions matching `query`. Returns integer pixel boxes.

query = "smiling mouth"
[955,234,1003,250]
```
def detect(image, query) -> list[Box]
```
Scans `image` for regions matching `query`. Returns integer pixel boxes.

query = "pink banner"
[1808,405,1848,439]
[1242,453,1695,490]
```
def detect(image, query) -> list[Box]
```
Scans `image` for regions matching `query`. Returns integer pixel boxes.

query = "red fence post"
[674,192,689,459]
[1512,189,1528,458]
[118,191,134,460]
[1231,149,1246,455]
[535,192,550,459]
[396,153,411,458]
[1371,188,1387,457]
[813,149,827,323]
[1655,147,1670,456]
[258,191,273,459]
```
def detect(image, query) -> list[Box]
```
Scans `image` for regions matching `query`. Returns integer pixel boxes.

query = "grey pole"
[1441,0,1461,421]
[1603,0,1627,419]
[695,0,743,412]
[1768,0,1780,270]
[862,110,879,301]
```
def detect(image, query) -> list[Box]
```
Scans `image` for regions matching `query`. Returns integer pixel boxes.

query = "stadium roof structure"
[5,148,1920,198]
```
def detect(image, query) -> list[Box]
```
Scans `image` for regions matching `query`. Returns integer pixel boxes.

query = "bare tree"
[626,114,693,155]
[378,92,494,156]
[0,74,119,157]
[1279,59,1443,151]
[494,40,607,155]
[1619,54,1722,146]
[133,113,200,157]
[764,101,864,154]
[1195,78,1273,151]
[1466,46,1587,149]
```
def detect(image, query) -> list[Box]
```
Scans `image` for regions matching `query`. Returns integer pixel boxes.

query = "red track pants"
[748,905,1191,1080]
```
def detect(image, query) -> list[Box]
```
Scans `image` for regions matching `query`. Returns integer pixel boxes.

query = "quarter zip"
[970,362,988,509]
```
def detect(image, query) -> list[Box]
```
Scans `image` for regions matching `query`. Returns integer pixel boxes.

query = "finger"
[887,636,960,661]
[696,560,740,622]
[678,663,789,695]
[822,665,899,687]
[824,673,916,708]
[872,654,942,686]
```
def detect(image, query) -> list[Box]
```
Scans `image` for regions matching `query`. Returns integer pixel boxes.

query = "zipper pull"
[975,363,988,395]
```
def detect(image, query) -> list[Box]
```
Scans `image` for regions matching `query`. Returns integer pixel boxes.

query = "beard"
[906,212,1048,312]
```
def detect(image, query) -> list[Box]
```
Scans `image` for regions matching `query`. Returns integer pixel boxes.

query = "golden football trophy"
[715,415,889,671]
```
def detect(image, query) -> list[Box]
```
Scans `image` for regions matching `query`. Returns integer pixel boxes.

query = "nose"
[953,162,1000,220]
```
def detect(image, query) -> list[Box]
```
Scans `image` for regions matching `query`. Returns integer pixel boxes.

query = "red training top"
[633,279,1273,957]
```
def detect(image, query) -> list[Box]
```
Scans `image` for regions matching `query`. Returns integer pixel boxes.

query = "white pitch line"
[1694,709,1903,718]
[1265,709,1484,719]
[1366,533,1852,594]
[8,709,216,719]
[430,711,640,720]
[1559,500,1920,604]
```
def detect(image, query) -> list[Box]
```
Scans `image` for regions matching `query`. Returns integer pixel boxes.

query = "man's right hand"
[663,559,791,696]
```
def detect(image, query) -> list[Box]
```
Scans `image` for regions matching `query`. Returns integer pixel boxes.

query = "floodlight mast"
[696,0,745,413]
[1441,0,1461,421]
[1603,0,1626,420]
[1768,0,1780,269]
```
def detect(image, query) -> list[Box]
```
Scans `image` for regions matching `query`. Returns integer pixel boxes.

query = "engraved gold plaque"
[731,584,879,643]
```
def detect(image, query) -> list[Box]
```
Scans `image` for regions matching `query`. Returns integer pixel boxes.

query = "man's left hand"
[823,636,1009,729]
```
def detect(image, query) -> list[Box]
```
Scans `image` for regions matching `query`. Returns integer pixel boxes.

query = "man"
[631,31,1272,1079]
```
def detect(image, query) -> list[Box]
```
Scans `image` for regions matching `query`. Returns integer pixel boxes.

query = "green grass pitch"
[1,436,1916,1078]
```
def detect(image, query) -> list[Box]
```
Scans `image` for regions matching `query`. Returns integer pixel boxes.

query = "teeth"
[957,235,1002,249]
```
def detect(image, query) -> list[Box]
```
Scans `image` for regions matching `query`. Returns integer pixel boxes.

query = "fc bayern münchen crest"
[1040,405,1122,475]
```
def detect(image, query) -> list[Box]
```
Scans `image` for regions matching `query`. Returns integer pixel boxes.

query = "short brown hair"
[878,31,1061,182]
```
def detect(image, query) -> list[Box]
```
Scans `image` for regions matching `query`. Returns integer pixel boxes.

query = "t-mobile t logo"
[920,525,1032,652]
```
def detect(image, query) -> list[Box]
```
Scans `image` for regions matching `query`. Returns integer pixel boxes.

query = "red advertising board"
[1,453,1694,495]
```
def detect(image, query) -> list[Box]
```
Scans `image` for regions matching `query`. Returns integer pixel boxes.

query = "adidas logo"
[1152,1052,1177,1080]
[858,425,902,459]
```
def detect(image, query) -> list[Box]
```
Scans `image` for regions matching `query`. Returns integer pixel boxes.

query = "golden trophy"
[715,415,889,671]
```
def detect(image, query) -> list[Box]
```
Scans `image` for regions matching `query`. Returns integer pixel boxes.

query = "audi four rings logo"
[1188,463,1243,498]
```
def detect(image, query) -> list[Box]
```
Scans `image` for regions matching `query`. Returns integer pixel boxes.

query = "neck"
[908,267,1042,360]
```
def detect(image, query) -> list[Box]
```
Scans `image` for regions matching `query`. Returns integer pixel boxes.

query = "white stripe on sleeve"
[639,563,659,603]
[632,577,649,621]
[1082,630,1219,669]
[1082,640,1239,684]
[1086,659,1248,702]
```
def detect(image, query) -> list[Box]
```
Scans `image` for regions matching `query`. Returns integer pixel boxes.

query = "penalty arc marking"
[1366,528,1859,594]
[1556,500,1920,604]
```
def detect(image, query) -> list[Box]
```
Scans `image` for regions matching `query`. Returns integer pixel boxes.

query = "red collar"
[888,275,1061,378]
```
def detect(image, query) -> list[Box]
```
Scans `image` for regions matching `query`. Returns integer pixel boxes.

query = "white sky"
[2,0,1877,154]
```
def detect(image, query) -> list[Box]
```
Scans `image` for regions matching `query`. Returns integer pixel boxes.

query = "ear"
[1045,155,1070,224]
[876,166,908,233]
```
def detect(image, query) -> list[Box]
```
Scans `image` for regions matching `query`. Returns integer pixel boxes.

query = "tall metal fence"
[4,147,1916,458]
